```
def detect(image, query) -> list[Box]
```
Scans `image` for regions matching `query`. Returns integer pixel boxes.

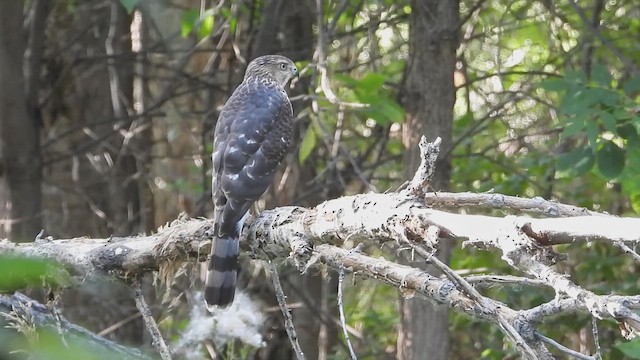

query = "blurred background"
[0,0,639,359]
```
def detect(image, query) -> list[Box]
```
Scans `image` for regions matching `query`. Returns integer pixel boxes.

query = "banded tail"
[205,236,239,309]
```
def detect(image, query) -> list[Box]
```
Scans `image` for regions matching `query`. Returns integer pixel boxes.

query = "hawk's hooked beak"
[293,68,299,78]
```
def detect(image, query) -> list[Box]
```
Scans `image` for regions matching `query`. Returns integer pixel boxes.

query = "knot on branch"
[514,314,537,342]
[405,135,442,196]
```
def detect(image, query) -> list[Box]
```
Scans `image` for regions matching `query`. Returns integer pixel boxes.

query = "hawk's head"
[244,55,299,86]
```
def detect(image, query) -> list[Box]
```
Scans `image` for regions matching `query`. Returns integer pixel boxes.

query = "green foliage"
[119,0,139,14]
[0,328,144,360]
[616,339,640,359]
[181,9,215,39]
[596,140,625,179]
[541,65,640,211]
[335,73,405,125]
[299,125,316,163]
[339,277,399,358]
[102,0,640,358]
[0,256,72,292]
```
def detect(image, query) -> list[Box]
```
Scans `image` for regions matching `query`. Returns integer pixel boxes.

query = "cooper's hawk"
[205,55,298,309]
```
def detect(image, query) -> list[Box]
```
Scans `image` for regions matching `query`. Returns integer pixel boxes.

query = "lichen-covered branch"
[1,137,639,358]
[0,292,152,359]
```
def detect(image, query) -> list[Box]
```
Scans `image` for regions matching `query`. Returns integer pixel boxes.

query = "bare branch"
[268,262,305,360]
[592,317,602,360]
[405,135,441,195]
[132,278,171,360]
[337,268,357,360]
[535,331,595,360]
[1,138,639,358]
[0,292,152,359]
[423,191,602,217]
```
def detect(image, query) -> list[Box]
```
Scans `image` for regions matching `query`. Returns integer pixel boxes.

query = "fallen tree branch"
[314,244,553,359]
[1,137,639,358]
[1,196,638,277]
[423,191,603,217]
[0,292,152,359]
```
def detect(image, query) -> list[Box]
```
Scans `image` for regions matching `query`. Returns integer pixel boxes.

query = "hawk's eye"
[279,63,287,70]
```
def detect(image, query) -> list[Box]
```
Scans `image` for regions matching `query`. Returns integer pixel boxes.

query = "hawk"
[205,55,298,309]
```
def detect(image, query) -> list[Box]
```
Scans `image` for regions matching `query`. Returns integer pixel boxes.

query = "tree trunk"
[398,1,459,359]
[0,0,43,242]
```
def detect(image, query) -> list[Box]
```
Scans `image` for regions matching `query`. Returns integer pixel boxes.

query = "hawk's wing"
[212,80,293,236]
[206,80,293,308]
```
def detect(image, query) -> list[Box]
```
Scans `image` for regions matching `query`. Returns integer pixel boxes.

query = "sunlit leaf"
[198,14,214,39]
[358,73,386,91]
[334,73,359,87]
[0,256,72,292]
[298,126,316,163]
[630,193,640,214]
[181,9,199,38]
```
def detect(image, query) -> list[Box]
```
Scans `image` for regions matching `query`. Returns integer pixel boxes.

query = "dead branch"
[0,292,152,359]
[268,262,305,360]
[1,137,640,358]
[132,278,171,360]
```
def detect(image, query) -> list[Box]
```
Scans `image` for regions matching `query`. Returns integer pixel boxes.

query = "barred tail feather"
[205,236,239,309]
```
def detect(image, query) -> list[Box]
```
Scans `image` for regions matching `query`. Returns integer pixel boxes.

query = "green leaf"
[539,78,567,92]
[623,77,640,95]
[565,70,587,85]
[381,99,405,123]
[456,112,474,130]
[631,194,640,213]
[585,119,599,145]
[358,73,386,91]
[334,73,360,87]
[559,89,590,116]
[359,95,405,125]
[600,111,618,132]
[557,147,594,175]
[299,126,316,163]
[630,192,640,214]
[591,87,621,107]
[617,122,639,145]
[120,0,139,13]
[616,339,640,359]
[560,116,586,138]
[181,9,199,38]
[198,14,214,39]
[591,64,612,86]
[0,256,72,292]
[596,140,626,179]
[362,107,387,125]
